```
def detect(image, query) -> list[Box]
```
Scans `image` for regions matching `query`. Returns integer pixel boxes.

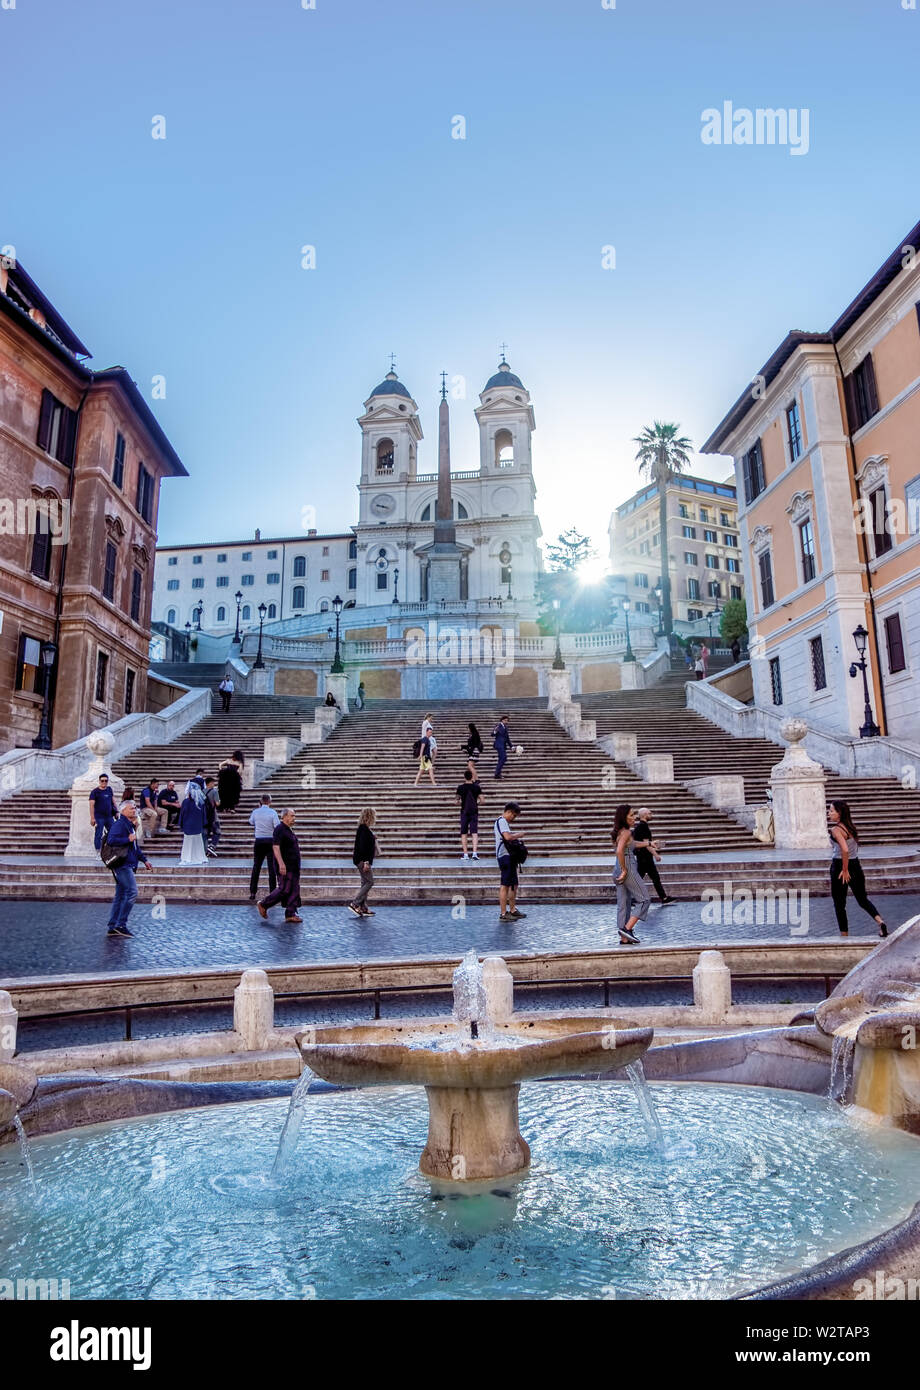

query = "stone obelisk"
[426,374,464,601]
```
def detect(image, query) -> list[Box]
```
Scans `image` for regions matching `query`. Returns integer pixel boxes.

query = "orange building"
[0,256,187,749]
[703,218,920,743]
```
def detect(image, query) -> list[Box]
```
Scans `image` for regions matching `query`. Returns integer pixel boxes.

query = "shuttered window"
[884,613,906,674]
[130,568,143,622]
[36,389,77,466]
[742,439,766,504]
[103,542,117,602]
[844,355,880,431]
[113,432,126,488]
[870,486,893,557]
[759,551,774,609]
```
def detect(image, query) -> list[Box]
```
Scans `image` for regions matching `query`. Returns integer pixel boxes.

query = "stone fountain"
[296,951,653,1181]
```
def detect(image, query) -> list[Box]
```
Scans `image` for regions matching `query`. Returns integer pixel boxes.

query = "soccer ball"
[515,744,524,756]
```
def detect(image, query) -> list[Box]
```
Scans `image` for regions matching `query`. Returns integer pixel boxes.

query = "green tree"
[535,569,615,634]
[719,598,748,645]
[633,422,693,636]
[545,527,596,572]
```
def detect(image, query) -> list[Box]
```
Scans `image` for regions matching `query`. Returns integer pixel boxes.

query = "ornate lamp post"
[393,566,399,605]
[194,601,204,631]
[654,584,664,638]
[707,606,721,641]
[850,623,881,738]
[184,620,192,661]
[232,590,243,645]
[331,594,344,674]
[31,639,57,749]
[622,599,636,663]
[551,597,565,670]
[253,601,267,669]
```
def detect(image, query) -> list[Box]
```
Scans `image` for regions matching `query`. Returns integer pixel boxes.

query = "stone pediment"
[750,524,772,554]
[784,490,813,523]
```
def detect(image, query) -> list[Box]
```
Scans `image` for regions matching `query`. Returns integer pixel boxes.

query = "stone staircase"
[149,662,229,688]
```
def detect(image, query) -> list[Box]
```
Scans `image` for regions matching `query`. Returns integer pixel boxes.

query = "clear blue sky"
[4,0,918,553]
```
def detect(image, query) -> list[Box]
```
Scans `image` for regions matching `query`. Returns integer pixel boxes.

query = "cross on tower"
[498,341,508,362]
[388,352,397,374]
[440,370,448,400]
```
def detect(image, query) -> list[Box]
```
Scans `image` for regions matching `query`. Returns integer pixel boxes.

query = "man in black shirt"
[157,780,180,829]
[632,807,675,904]
[457,768,482,861]
[258,808,302,923]
[89,774,116,852]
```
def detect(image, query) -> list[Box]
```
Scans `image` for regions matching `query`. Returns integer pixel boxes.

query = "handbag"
[100,828,129,870]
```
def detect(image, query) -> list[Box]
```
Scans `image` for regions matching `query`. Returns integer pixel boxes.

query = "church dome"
[483,358,524,391]
[369,370,412,399]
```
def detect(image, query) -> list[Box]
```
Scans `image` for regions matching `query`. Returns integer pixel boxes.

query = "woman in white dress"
[178,781,208,865]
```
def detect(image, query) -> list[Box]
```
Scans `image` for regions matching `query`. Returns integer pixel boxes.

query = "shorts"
[460,810,479,835]
[498,856,518,888]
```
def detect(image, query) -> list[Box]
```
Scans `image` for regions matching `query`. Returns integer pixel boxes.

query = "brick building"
[0,256,187,749]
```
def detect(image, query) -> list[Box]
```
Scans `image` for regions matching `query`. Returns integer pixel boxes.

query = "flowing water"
[271,1068,315,1178]
[625,1060,664,1151]
[12,1116,36,1198]
[829,1035,857,1106]
[451,948,489,1032]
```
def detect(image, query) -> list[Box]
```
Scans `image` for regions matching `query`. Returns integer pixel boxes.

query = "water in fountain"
[271,1068,314,1178]
[12,1116,37,1198]
[452,948,489,1037]
[829,1036,856,1106]
[625,1061,665,1152]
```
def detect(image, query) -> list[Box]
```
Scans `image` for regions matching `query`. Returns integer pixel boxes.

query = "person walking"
[218,675,234,712]
[613,803,650,945]
[104,801,152,937]
[217,750,244,812]
[89,773,116,853]
[457,768,482,861]
[177,781,208,865]
[700,642,711,677]
[421,713,433,741]
[248,793,279,900]
[828,800,888,938]
[348,807,377,917]
[258,808,303,924]
[730,636,741,665]
[495,801,527,922]
[204,776,221,857]
[139,779,168,839]
[632,807,675,905]
[461,722,483,764]
[493,715,512,780]
[355,681,366,711]
[414,730,436,786]
[157,780,180,829]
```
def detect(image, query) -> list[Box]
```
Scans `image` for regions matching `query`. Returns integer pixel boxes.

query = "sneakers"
[347,902,363,917]
[107,926,133,937]
[284,914,303,924]
[206,845,218,858]
[471,853,480,861]
[659,896,676,906]
[509,909,527,919]
[461,853,469,861]
[498,912,515,923]
[257,902,268,920]
[360,907,376,917]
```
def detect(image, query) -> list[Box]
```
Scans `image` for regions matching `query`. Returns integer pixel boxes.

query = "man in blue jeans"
[493,715,512,780]
[105,802,152,938]
[89,773,116,852]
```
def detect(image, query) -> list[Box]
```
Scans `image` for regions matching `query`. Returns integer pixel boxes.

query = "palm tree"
[633,421,693,636]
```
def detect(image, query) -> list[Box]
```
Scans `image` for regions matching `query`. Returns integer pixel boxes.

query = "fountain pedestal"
[421,1084,531,1181]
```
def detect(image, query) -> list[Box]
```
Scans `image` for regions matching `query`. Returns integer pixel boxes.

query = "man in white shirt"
[248,793,280,899]
[219,676,235,712]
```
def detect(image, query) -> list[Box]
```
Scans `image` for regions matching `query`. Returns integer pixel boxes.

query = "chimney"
[308,528,317,537]
[254,528,261,541]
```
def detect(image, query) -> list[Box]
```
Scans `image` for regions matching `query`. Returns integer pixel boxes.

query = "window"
[720,512,731,527]
[168,556,178,566]
[113,432,126,488]
[769,657,783,705]
[216,575,229,588]
[687,607,703,621]
[102,542,117,602]
[634,573,649,588]
[166,607,177,624]
[167,579,179,591]
[759,551,775,609]
[684,551,698,566]
[724,533,738,547]
[130,568,143,622]
[292,586,305,608]
[376,571,388,590]
[730,585,742,601]
[322,546,329,556]
[321,569,330,582]
[191,577,204,590]
[845,355,880,431]
[15,633,43,694]
[293,556,306,577]
[241,551,252,561]
[742,440,766,503]
[687,577,700,600]
[267,550,278,560]
[708,581,721,599]
[799,519,816,582]
[36,389,77,466]
[884,613,906,673]
[682,525,696,539]
[95,651,109,703]
[125,668,135,714]
[267,603,277,619]
[135,465,154,524]
[241,605,251,621]
[30,517,53,580]
[376,439,394,473]
[267,573,280,584]
[726,557,741,573]
[347,568,357,590]
[705,554,719,569]
[319,600,329,612]
[786,400,803,461]
[639,541,650,555]
[699,508,710,522]
[869,486,893,557]
[217,553,227,563]
[192,555,202,565]
[241,574,254,586]
[810,636,827,691]
[349,539,357,559]
[652,532,659,547]
[216,606,226,623]
[679,504,690,519]
[635,601,650,613]
[704,529,717,543]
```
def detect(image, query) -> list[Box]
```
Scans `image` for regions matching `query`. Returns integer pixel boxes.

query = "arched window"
[348,538,357,560]
[267,603,277,619]
[292,586,305,609]
[319,599,329,612]
[166,607,177,625]
[421,500,468,522]
[293,555,306,577]
[343,599,356,608]
[458,502,468,519]
[494,428,514,468]
[216,606,226,623]
[376,438,394,473]
[347,567,357,590]
[241,605,251,621]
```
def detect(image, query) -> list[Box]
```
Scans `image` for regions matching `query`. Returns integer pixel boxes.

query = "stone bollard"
[233,969,275,1050]
[692,950,732,1024]
[325,672,349,713]
[263,736,300,765]
[770,718,828,850]
[65,731,125,858]
[482,956,514,1024]
[546,668,572,712]
[0,991,17,1062]
[631,753,674,783]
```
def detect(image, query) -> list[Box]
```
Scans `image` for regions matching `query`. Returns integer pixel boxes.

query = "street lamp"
[232,590,243,645]
[654,584,664,638]
[184,620,192,660]
[253,601,267,669]
[194,601,204,631]
[849,623,881,738]
[551,597,565,670]
[31,639,57,749]
[392,566,399,605]
[707,607,721,641]
[331,594,344,673]
[622,598,636,663]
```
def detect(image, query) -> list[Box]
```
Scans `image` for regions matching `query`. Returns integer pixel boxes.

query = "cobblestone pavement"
[1,892,917,981]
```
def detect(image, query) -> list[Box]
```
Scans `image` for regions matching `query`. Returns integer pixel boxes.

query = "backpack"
[99,824,128,870]
[412,738,423,759]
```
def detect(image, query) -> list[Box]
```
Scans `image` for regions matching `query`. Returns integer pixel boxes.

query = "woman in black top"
[828,800,887,937]
[348,808,377,918]
[461,723,484,762]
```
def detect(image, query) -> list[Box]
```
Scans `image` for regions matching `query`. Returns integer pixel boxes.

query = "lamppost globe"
[853,623,868,657]
[621,599,635,663]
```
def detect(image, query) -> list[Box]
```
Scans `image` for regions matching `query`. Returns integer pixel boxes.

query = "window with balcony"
[375,439,395,474]
[699,508,710,522]
[679,504,690,519]
[720,512,731,527]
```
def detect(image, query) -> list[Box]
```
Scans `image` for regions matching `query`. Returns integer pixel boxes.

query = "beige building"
[609,475,743,626]
[703,215,920,743]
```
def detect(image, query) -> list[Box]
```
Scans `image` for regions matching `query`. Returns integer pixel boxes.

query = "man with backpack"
[493,715,512,780]
[495,800,527,922]
[103,801,152,937]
